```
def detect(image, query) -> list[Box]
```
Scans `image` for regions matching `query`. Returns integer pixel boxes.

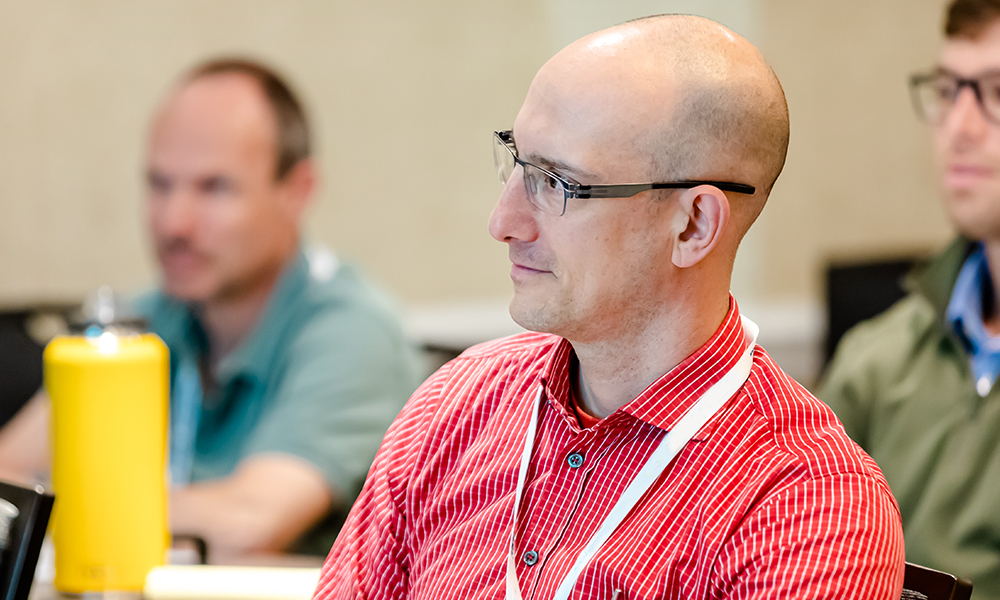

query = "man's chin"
[509,295,558,335]
[161,279,215,304]
[944,203,1000,242]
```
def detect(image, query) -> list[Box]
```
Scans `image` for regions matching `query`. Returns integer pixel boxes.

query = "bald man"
[0,59,422,557]
[315,15,904,600]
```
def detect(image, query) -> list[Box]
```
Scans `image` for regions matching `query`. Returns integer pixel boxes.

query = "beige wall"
[0,0,547,307]
[757,0,954,301]
[0,0,958,311]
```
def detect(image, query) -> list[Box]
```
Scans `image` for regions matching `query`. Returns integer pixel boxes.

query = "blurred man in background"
[821,0,1000,595]
[0,58,422,557]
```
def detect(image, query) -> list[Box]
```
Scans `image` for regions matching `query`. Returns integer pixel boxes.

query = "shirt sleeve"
[817,296,934,450]
[714,472,905,599]
[817,326,877,449]
[313,367,448,600]
[244,303,422,504]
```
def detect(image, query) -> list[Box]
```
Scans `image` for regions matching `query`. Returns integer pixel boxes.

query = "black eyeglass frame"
[494,130,756,216]
[909,69,1000,126]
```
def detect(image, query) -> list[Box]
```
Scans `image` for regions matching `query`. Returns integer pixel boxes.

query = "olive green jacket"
[819,237,1000,598]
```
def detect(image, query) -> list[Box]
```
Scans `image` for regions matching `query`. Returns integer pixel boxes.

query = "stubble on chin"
[942,190,1000,241]
[162,278,211,305]
[508,290,559,335]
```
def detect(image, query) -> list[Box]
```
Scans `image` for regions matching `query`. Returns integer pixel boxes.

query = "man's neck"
[981,240,1000,336]
[198,254,294,366]
[570,293,731,419]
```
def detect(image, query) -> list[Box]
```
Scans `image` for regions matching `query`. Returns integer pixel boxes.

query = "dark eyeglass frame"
[493,130,756,216]
[909,69,1000,126]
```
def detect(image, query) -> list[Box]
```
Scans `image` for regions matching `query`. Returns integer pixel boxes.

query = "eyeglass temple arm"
[572,181,755,199]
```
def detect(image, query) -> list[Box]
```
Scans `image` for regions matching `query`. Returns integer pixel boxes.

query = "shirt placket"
[516,412,625,600]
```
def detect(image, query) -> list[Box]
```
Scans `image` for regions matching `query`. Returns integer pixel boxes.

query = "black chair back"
[825,257,920,367]
[0,480,53,600]
[902,562,973,600]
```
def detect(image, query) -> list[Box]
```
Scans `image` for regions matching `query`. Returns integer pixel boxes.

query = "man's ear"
[278,158,317,220]
[671,185,730,268]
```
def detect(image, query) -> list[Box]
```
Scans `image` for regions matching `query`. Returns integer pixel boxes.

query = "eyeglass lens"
[493,134,515,185]
[913,73,1000,125]
[492,133,568,215]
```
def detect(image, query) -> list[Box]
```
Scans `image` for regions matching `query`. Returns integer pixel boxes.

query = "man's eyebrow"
[935,65,1000,79]
[524,152,598,182]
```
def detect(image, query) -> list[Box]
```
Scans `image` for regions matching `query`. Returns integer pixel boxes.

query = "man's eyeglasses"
[492,130,756,216]
[909,69,1000,126]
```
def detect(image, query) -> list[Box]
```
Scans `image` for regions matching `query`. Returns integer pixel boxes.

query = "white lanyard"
[505,316,759,600]
[170,356,203,486]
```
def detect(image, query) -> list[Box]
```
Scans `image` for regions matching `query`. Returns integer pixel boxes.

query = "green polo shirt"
[820,238,1000,598]
[135,250,423,555]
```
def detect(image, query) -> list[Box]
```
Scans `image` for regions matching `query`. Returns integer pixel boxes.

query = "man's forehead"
[510,109,619,184]
[158,75,274,140]
[511,58,673,183]
[941,20,1000,74]
[149,75,277,171]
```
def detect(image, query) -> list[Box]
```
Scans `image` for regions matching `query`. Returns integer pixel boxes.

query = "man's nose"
[946,86,990,143]
[488,167,539,244]
[153,187,198,237]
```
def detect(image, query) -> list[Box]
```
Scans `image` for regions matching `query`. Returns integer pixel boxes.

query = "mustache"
[157,236,206,259]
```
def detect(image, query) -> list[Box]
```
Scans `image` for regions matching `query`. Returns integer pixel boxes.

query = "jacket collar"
[907,236,976,327]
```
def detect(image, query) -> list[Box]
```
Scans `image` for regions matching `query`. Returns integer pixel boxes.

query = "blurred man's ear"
[670,185,730,269]
[278,158,317,221]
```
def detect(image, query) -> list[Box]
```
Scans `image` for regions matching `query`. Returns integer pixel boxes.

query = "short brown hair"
[185,58,311,180]
[945,0,1000,39]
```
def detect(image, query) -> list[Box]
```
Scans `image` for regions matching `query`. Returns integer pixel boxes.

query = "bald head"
[526,15,788,237]
[171,58,311,182]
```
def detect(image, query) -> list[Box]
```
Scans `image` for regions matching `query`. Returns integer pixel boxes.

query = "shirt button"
[522,550,539,566]
[567,452,584,469]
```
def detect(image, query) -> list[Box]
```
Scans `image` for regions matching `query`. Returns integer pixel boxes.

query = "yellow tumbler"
[45,331,170,593]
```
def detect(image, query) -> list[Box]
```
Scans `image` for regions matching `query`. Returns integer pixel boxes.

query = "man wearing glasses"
[821,1,1000,596]
[317,14,904,599]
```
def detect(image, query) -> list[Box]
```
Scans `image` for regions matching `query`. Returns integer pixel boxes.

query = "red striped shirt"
[315,302,904,599]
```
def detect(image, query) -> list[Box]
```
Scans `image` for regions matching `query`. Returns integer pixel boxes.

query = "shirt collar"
[212,251,311,386]
[946,242,998,354]
[162,250,311,389]
[539,296,750,440]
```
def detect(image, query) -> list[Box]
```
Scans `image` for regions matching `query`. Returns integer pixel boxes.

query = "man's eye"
[984,79,1000,104]
[201,177,235,195]
[147,173,171,195]
[544,174,561,190]
[932,78,958,100]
